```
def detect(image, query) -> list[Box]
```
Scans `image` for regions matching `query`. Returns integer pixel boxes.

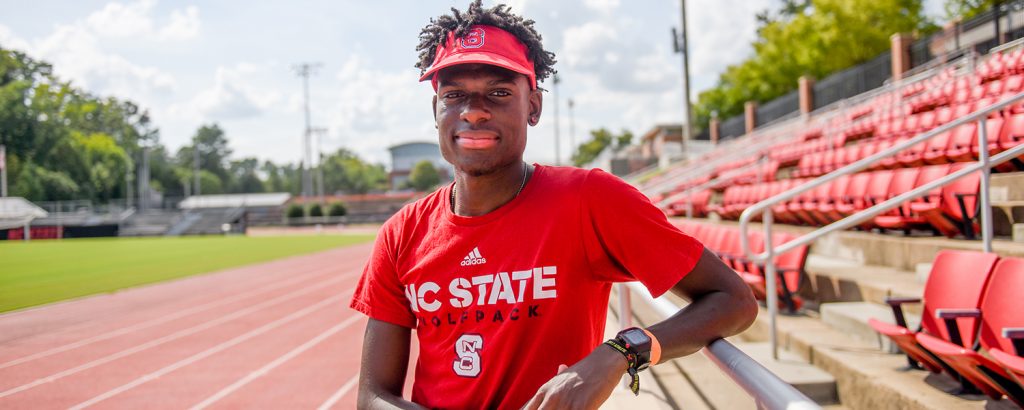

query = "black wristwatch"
[604,327,653,395]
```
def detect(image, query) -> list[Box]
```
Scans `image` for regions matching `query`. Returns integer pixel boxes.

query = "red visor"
[419,25,537,90]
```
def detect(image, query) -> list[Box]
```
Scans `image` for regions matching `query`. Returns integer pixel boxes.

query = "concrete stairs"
[664,216,1024,409]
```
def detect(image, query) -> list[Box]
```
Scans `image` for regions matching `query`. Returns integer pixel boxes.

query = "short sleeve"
[349,221,417,328]
[579,169,704,298]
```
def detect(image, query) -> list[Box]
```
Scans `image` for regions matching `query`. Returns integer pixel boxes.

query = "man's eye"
[443,92,464,99]
[491,90,512,97]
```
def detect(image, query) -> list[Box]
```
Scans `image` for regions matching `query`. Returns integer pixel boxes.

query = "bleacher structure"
[626,46,1024,408]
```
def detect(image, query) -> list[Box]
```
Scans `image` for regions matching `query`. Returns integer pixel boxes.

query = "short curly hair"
[415,0,557,85]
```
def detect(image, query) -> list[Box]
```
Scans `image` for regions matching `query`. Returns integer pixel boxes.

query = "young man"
[350,2,757,409]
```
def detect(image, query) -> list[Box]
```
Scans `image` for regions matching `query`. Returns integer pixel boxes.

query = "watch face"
[620,329,651,348]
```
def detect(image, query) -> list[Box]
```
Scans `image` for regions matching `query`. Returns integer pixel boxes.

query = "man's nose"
[460,95,491,124]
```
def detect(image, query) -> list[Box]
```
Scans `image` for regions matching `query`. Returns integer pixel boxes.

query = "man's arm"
[356,319,426,410]
[523,248,758,409]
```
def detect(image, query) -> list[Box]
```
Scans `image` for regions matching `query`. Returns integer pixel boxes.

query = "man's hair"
[415,0,557,85]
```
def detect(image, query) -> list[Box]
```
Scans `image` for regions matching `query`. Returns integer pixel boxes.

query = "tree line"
[692,0,996,133]
[0,46,389,204]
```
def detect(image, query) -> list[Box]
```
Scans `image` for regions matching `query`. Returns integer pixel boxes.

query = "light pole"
[568,99,576,166]
[553,73,561,166]
[672,0,693,161]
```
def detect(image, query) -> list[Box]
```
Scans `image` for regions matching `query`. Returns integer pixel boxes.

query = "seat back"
[915,164,952,202]
[862,170,895,208]
[884,168,922,215]
[921,250,1001,344]
[978,258,1024,352]
[940,163,981,219]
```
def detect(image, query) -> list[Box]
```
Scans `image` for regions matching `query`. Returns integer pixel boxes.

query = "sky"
[0,0,947,169]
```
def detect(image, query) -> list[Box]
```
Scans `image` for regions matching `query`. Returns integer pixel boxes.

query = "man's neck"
[452,162,532,217]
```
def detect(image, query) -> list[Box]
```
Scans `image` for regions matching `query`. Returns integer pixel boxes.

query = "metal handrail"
[618,283,821,410]
[640,130,783,197]
[738,91,1024,358]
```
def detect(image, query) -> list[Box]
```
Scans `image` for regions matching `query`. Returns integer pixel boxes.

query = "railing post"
[977,118,994,253]
[618,283,633,329]
[763,209,778,360]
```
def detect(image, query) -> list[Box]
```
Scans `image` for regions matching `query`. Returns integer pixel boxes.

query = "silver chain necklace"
[450,162,529,215]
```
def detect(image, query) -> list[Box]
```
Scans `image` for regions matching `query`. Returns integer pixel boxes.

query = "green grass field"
[0,234,375,313]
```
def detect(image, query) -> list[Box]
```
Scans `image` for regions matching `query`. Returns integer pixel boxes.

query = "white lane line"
[0,265,339,371]
[0,272,355,399]
[189,314,363,410]
[317,375,360,410]
[69,292,352,410]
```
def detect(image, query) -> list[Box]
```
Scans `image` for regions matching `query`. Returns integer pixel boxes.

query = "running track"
[0,242,413,409]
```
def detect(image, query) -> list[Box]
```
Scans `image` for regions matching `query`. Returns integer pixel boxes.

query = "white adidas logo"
[460,247,487,266]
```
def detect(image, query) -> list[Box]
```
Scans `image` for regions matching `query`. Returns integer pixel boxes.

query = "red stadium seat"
[912,163,981,238]
[868,250,1000,372]
[742,232,809,313]
[875,165,950,232]
[915,258,1024,406]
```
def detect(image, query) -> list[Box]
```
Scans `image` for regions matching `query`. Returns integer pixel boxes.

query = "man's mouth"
[455,130,499,149]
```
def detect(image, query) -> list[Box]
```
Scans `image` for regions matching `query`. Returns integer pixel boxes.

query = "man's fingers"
[522,391,545,410]
[557,364,568,374]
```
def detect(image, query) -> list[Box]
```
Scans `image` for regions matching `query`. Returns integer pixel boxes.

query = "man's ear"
[432,95,439,127]
[527,88,543,127]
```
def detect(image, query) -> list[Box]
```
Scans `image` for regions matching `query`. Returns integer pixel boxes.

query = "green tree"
[944,0,997,20]
[321,148,388,194]
[572,128,633,167]
[406,160,441,191]
[227,157,264,193]
[693,0,935,131]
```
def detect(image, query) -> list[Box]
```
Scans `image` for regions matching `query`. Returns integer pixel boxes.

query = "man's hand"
[522,345,628,410]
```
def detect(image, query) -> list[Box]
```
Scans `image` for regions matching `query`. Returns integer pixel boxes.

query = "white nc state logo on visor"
[460,27,485,49]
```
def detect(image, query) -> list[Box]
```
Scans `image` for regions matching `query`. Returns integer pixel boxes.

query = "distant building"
[388,141,453,190]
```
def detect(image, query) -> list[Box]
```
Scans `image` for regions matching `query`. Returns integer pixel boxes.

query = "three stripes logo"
[460,247,487,266]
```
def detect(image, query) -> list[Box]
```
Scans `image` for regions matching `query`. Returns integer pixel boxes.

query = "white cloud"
[159,6,201,41]
[188,63,283,119]
[83,0,200,41]
[583,0,620,14]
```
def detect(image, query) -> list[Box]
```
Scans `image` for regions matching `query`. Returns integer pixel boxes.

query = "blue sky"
[0,0,945,168]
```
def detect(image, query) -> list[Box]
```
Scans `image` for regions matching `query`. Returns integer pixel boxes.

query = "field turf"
[0,234,375,313]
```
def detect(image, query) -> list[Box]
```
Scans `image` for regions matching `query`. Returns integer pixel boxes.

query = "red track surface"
[0,242,416,409]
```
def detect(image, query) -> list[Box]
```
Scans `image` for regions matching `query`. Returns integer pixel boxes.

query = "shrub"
[286,204,304,218]
[309,203,324,217]
[328,202,347,217]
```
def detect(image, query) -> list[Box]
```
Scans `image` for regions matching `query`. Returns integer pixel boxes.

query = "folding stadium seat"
[875,164,951,232]
[934,106,954,126]
[782,185,819,226]
[995,112,1024,170]
[1003,75,1024,95]
[896,136,928,167]
[909,163,981,238]
[986,78,1006,98]
[921,126,957,165]
[917,110,937,132]
[835,170,894,226]
[969,85,987,102]
[945,117,1004,163]
[825,172,870,223]
[814,174,852,225]
[820,150,838,174]
[915,258,1024,406]
[868,250,1000,373]
[741,232,810,313]
[797,182,835,226]
[880,137,910,169]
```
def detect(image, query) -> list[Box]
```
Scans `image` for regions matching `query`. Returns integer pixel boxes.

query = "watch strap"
[603,338,641,396]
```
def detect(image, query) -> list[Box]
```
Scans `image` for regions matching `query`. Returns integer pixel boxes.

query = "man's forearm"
[646,288,758,360]
[359,389,427,410]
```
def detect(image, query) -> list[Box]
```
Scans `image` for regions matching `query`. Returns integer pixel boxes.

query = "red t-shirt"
[350,165,703,409]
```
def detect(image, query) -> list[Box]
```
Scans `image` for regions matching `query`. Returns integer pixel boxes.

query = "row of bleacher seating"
[5,226,63,240]
[710,163,981,237]
[674,220,810,312]
[868,250,1024,406]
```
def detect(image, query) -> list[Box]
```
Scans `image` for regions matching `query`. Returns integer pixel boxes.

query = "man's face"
[433,64,542,177]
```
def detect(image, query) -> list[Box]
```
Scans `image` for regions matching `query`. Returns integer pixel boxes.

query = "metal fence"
[719,115,746,140]
[911,0,1024,69]
[756,90,800,127]
[813,52,892,110]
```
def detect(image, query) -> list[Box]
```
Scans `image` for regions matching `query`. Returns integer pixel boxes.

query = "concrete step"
[819,302,921,354]
[804,254,924,316]
[743,306,1020,409]
[729,341,838,405]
